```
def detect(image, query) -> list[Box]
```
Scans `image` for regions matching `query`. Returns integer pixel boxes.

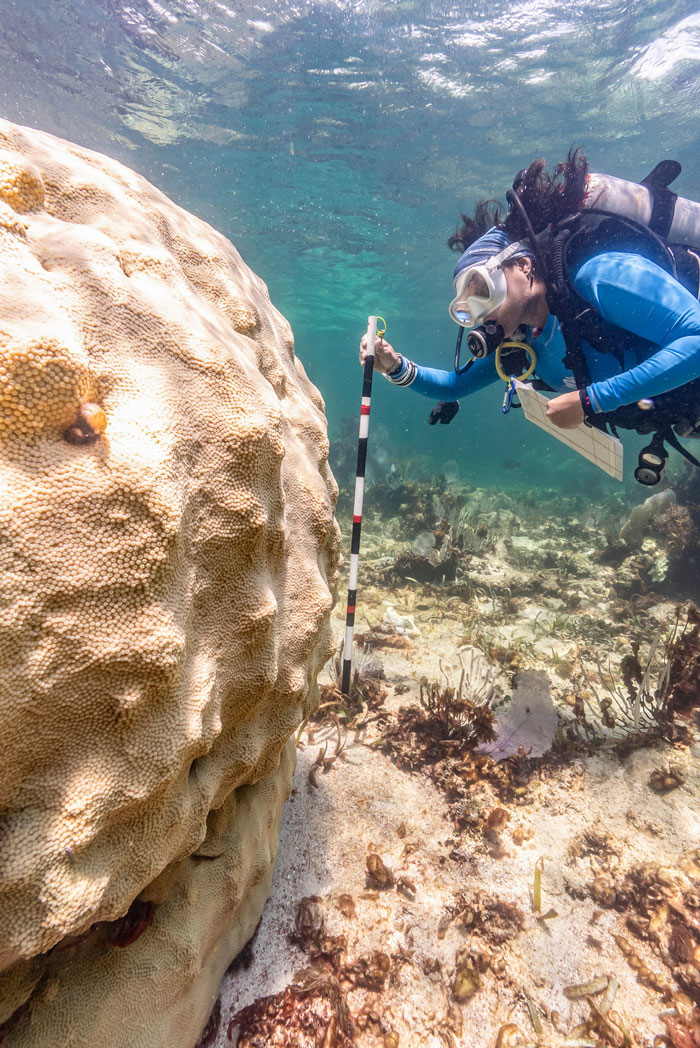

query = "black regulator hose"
[506,187,549,279]
[549,228,570,298]
[454,326,477,375]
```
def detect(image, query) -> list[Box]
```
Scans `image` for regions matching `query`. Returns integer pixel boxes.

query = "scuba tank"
[512,160,700,297]
[584,164,700,251]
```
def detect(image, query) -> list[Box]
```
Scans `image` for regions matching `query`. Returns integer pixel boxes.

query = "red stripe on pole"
[360,404,370,415]
[353,514,362,523]
[347,605,355,614]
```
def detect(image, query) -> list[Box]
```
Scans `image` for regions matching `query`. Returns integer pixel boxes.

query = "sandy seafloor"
[210,476,700,1048]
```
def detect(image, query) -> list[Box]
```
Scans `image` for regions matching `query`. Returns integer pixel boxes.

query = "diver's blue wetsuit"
[389,252,700,412]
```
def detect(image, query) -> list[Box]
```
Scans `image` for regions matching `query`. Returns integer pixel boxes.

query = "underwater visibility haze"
[5,5,700,1048]
[4,0,700,491]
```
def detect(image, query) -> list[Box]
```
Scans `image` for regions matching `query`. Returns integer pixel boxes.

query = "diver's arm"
[572,252,700,412]
[588,336,700,412]
[359,332,499,399]
[389,355,499,399]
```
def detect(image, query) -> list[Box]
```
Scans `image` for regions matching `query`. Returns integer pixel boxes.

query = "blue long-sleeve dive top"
[388,251,700,414]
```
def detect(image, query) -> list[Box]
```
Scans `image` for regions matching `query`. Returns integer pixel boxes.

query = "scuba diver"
[359,150,700,485]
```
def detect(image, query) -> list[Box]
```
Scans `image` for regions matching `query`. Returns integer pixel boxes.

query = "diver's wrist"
[579,387,596,417]
[384,357,417,386]
[587,386,604,413]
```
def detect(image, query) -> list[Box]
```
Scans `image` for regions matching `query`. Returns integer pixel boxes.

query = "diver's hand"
[359,335,401,374]
[546,390,584,429]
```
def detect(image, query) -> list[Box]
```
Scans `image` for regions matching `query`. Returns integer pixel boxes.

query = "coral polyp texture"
[0,118,340,1046]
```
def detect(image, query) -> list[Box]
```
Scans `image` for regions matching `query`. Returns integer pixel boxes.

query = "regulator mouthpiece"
[466,321,505,358]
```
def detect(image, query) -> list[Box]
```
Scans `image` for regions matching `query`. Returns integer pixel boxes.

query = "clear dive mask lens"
[449,264,507,327]
[448,240,526,328]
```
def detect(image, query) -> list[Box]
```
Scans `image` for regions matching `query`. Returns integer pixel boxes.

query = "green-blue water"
[4,0,700,492]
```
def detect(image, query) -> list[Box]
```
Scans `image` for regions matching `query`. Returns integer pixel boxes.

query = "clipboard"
[514,382,623,481]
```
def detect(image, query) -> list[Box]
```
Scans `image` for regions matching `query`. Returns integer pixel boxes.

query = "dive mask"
[448,241,527,328]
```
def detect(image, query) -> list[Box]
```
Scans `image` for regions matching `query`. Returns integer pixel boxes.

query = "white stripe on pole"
[348,553,359,590]
[344,623,354,652]
[352,476,365,517]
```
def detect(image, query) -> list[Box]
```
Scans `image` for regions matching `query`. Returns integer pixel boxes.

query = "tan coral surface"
[0,118,340,1045]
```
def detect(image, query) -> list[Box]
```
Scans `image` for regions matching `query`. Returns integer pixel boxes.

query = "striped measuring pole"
[341,315,382,696]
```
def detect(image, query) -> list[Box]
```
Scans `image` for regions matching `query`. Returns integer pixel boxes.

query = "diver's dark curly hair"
[448,149,589,255]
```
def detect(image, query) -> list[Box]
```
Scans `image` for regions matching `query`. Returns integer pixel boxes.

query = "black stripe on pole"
[341,657,352,696]
[356,435,368,478]
[350,521,362,556]
[362,360,374,398]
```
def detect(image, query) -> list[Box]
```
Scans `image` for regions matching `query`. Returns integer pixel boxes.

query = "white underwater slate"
[515,381,624,481]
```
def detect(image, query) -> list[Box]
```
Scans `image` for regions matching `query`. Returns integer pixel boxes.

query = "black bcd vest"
[539,209,700,469]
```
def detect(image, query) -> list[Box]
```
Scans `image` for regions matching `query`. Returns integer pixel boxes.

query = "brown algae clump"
[63,401,108,445]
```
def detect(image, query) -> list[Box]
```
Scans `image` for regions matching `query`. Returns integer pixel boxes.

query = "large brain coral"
[0,119,341,1046]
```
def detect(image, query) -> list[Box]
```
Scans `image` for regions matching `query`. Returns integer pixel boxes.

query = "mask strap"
[483,240,527,272]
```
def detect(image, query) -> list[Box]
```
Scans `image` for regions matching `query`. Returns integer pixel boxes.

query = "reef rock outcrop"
[0,119,340,1046]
